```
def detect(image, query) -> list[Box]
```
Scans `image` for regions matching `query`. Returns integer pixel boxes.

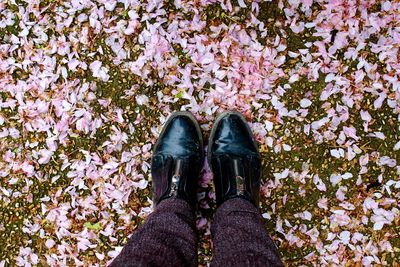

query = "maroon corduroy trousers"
[110,197,283,267]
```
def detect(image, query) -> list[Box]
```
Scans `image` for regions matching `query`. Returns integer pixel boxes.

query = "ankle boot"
[208,111,261,207]
[151,111,204,207]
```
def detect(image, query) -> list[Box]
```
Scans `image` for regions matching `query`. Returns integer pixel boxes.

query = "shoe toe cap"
[156,115,202,157]
[211,113,259,156]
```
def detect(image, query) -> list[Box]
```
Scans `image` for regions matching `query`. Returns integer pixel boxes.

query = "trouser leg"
[110,198,197,267]
[210,198,283,267]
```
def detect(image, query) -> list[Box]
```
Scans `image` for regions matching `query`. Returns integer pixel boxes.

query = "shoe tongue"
[173,158,183,177]
[213,154,247,195]
[215,153,260,192]
[232,158,243,176]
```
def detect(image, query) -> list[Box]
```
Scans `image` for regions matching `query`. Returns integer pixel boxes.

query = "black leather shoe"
[151,111,204,207]
[208,111,261,207]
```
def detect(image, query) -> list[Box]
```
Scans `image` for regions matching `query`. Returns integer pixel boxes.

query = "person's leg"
[110,197,197,267]
[207,111,283,267]
[210,198,283,267]
[110,111,204,267]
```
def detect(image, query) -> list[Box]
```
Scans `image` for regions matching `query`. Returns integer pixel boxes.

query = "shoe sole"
[153,111,204,158]
[207,110,260,167]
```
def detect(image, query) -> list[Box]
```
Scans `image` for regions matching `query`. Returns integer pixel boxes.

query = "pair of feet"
[151,111,261,208]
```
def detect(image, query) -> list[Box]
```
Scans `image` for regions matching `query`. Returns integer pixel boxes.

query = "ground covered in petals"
[0,0,399,266]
